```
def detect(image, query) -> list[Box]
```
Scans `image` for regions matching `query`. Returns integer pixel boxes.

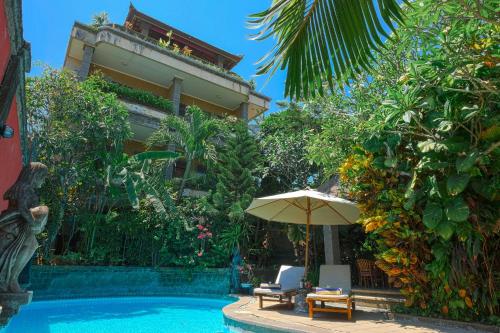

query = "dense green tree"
[207,120,262,254]
[258,103,320,192]
[25,68,131,257]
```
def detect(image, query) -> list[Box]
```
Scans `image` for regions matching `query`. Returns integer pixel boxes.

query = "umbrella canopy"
[245,189,359,273]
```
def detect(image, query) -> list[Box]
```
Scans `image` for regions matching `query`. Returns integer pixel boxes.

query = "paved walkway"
[223,296,491,333]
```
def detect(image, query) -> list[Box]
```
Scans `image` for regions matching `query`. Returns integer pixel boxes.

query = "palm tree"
[248,0,405,99]
[148,106,221,200]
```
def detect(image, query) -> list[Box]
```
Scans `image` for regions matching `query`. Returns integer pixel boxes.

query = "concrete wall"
[29,266,230,300]
[180,94,235,117]
[0,0,23,211]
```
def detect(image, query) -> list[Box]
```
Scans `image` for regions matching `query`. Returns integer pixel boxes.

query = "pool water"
[2,297,236,333]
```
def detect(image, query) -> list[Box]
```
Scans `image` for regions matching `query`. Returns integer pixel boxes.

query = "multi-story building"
[63,4,270,161]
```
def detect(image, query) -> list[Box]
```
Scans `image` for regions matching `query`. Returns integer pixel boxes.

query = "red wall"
[0,0,24,211]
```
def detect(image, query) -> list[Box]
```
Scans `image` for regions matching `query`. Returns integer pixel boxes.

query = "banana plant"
[109,150,180,214]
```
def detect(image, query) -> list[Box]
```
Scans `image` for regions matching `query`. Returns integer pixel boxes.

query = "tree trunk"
[178,156,193,201]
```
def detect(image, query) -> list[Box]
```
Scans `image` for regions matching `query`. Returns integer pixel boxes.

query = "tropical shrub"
[26,68,131,257]
[338,0,499,322]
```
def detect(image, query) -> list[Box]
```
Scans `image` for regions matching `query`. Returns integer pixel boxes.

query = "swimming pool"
[1,296,237,333]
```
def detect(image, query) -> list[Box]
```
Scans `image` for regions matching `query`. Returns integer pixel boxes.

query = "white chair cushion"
[275,265,305,291]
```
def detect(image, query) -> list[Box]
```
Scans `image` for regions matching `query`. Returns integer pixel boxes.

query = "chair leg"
[320,301,325,308]
[259,295,263,309]
[287,295,293,309]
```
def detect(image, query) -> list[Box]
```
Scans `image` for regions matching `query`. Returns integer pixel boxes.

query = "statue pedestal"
[0,291,33,327]
[294,289,308,313]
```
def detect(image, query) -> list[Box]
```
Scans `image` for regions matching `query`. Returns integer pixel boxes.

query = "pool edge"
[222,296,317,333]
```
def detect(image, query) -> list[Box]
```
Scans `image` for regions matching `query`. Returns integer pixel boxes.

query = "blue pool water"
[2,297,236,333]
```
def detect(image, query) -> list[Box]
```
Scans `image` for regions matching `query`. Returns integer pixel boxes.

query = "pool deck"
[223,296,492,333]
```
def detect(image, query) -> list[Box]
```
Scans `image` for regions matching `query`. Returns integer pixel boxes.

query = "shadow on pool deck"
[223,296,492,333]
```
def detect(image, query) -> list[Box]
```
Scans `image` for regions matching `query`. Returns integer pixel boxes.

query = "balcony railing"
[86,22,247,84]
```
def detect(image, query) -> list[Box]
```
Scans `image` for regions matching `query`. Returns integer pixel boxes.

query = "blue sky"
[22,0,286,113]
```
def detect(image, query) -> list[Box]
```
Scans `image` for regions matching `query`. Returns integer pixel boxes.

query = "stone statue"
[0,162,48,293]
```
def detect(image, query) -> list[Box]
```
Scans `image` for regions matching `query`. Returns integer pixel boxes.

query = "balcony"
[64,22,270,119]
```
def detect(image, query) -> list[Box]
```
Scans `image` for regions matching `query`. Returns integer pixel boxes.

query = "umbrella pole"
[305,198,311,276]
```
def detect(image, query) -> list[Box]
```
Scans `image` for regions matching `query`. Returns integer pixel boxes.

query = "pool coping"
[222,296,499,333]
[223,296,331,333]
[387,313,500,333]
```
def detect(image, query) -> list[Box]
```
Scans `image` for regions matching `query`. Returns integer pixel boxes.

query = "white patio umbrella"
[245,189,359,273]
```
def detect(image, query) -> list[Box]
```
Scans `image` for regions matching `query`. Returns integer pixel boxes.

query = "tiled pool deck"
[223,296,493,333]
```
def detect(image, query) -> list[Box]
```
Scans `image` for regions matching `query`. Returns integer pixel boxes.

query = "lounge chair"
[306,265,353,320]
[253,265,305,309]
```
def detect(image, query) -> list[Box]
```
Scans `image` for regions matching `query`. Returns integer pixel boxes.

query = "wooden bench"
[306,295,353,320]
[255,290,296,309]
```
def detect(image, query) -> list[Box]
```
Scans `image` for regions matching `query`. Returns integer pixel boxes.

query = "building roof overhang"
[126,3,243,70]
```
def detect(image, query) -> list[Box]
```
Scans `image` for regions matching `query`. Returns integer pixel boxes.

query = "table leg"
[307,299,314,318]
[347,298,352,320]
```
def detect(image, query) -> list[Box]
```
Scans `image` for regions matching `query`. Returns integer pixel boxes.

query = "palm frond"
[248,0,405,98]
[148,114,189,148]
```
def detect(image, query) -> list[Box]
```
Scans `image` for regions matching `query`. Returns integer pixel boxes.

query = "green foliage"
[26,68,131,257]
[305,96,366,181]
[86,75,173,113]
[259,103,320,191]
[249,0,404,98]
[148,105,222,198]
[338,0,499,322]
[206,120,262,254]
[91,12,109,27]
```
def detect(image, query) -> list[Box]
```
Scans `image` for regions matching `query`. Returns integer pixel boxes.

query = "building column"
[77,45,94,81]
[239,102,249,121]
[170,77,183,116]
[323,225,341,265]
[165,77,183,179]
